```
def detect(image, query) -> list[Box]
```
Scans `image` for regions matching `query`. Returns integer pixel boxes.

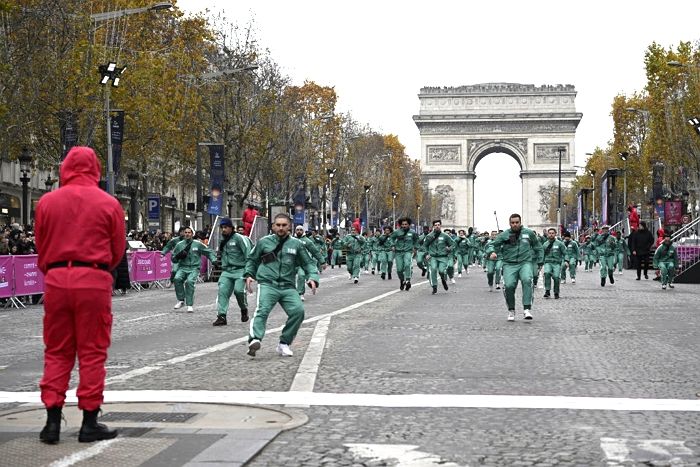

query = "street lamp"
[563,202,568,233]
[127,171,139,231]
[326,168,336,234]
[169,195,177,233]
[99,62,126,196]
[416,204,421,230]
[18,148,32,227]
[44,175,57,192]
[391,191,398,228]
[688,116,700,135]
[363,184,371,231]
[556,147,565,232]
[618,151,629,211]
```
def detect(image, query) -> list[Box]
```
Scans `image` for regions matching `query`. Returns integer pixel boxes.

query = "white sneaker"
[523,310,533,320]
[247,339,261,356]
[187,306,194,313]
[537,283,544,289]
[450,278,456,284]
[300,294,305,301]
[458,273,462,278]
[562,278,566,284]
[173,301,184,310]
[571,278,576,284]
[618,271,623,275]
[277,342,293,357]
[507,311,515,322]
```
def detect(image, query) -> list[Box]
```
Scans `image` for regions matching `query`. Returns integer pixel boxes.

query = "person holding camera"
[171,227,217,312]
[487,213,543,322]
[245,213,319,357]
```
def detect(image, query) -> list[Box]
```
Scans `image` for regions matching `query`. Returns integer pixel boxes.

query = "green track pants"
[249,284,304,345]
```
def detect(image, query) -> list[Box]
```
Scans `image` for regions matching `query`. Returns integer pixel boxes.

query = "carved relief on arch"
[466,138,528,171]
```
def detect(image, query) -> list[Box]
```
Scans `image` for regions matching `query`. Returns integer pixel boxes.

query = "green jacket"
[425,230,455,257]
[455,236,470,255]
[594,233,617,257]
[376,234,394,252]
[390,228,418,252]
[361,236,373,253]
[542,238,566,264]
[298,235,326,265]
[341,233,365,255]
[172,239,217,269]
[161,235,184,255]
[562,239,580,262]
[245,234,320,289]
[653,243,678,268]
[487,227,544,265]
[615,237,630,255]
[219,233,251,274]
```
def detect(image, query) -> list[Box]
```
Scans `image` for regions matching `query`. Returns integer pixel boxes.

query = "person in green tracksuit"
[294,226,326,301]
[341,225,365,283]
[311,230,327,267]
[171,226,217,312]
[542,227,566,299]
[560,231,579,284]
[368,231,380,274]
[329,234,343,268]
[487,213,543,322]
[653,234,679,290]
[594,225,617,287]
[424,220,455,294]
[582,235,595,271]
[212,218,252,326]
[415,225,430,277]
[360,231,372,273]
[445,229,457,283]
[466,228,479,268]
[589,231,600,268]
[389,217,419,291]
[376,227,395,280]
[455,230,470,277]
[244,213,320,357]
[484,231,503,291]
[614,231,630,274]
[161,227,186,283]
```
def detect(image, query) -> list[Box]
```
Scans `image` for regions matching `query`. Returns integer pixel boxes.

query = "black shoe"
[636,276,641,280]
[421,269,427,277]
[40,407,62,444]
[212,315,227,326]
[381,272,386,280]
[601,277,606,287]
[440,274,449,291]
[240,309,249,322]
[554,293,559,299]
[354,278,358,284]
[609,274,614,284]
[78,409,118,443]
[543,291,550,298]
[644,274,649,279]
[331,265,334,269]
[400,280,405,291]
[371,270,375,275]
[388,273,392,280]
[668,283,675,289]
[405,280,411,291]
[432,285,437,294]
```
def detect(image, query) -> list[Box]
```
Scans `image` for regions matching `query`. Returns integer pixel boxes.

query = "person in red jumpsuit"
[242,203,259,236]
[628,203,640,231]
[35,146,125,444]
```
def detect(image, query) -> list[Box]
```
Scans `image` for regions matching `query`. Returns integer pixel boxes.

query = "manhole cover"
[100,412,198,423]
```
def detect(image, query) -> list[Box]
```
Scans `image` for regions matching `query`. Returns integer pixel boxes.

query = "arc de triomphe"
[414,83,583,232]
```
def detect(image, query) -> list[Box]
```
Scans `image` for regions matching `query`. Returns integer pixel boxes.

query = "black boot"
[40,407,62,444]
[440,273,449,291]
[240,308,249,322]
[601,277,606,287]
[78,409,118,443]
[609,273,614,284]
[432,285,438,294]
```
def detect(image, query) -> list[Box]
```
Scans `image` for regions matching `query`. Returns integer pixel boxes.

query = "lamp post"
[169,195,177,233]
[591,169,597,226]
[127,171,139,231]
[18,148,32,227]
[563,202,568,233]
[98,62,126,196]
[391,191,398,228]
[416,204,421,231]
[363,184,371,231]
[44,175,57,192]
[556,147,565,232]
[618,151,629,211]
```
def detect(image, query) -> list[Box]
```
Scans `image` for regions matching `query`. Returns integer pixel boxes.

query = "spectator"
[628,221,655,280]
[242,204,259,236]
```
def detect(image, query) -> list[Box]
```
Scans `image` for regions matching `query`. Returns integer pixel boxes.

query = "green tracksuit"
[653,242,679,286]
[425,230,455,288]
[582,239,595,271]
[341,233,365,280]
[376,234,395,278]
[390,227,419,284]
[615,237,630,272]
[594,232,617,279]
[487,227,543,310]
[296,235,325,296]
[172,238,217,306]
[561,239,580,281]
[361,234,372,271]
[368,234,380,271]
[455,236,470,274]
[161,235,184,280]
[245,234,320,345]
[415,232,429,274]
[217,233,251,317]
[484,238,502,287]
[329,237,343,267]
[542,238,566,295]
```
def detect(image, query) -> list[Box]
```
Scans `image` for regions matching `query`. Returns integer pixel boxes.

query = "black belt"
[47,261,109,271]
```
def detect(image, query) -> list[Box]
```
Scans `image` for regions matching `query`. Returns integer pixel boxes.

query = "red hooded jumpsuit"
[35,147,125,410]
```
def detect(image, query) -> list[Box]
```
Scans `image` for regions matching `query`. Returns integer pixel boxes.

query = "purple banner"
[0,256,13,298]
[130,251,156,282]
[13,255,45,295]
[155,252,172,281]
[207,144,225,215]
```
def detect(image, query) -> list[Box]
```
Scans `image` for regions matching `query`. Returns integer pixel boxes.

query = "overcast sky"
[176,0,699,230]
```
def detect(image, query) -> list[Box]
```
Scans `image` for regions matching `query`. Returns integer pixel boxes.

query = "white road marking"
[2,391,699,412]
[48,439,120,467]
[346,444,464,467]
[288,316,331,399]
[123,313,169,323]
[101,285,410,385]
[600,437,694,464]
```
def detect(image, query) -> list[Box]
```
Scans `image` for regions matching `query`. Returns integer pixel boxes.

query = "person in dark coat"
[628,221,655,280]
[113,249,130,294]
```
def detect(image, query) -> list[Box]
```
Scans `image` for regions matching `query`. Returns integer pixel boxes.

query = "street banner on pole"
[59,110,79,161]
[110,110,125,179]
[207,144,225,215]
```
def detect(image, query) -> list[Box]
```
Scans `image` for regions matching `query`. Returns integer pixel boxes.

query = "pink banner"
[131,251,156,282]
[155,252,172,280]
[0,256,13,298]
[13,254,45,295]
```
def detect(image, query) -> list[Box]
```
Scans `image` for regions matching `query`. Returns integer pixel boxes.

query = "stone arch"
[467,140,527,173]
